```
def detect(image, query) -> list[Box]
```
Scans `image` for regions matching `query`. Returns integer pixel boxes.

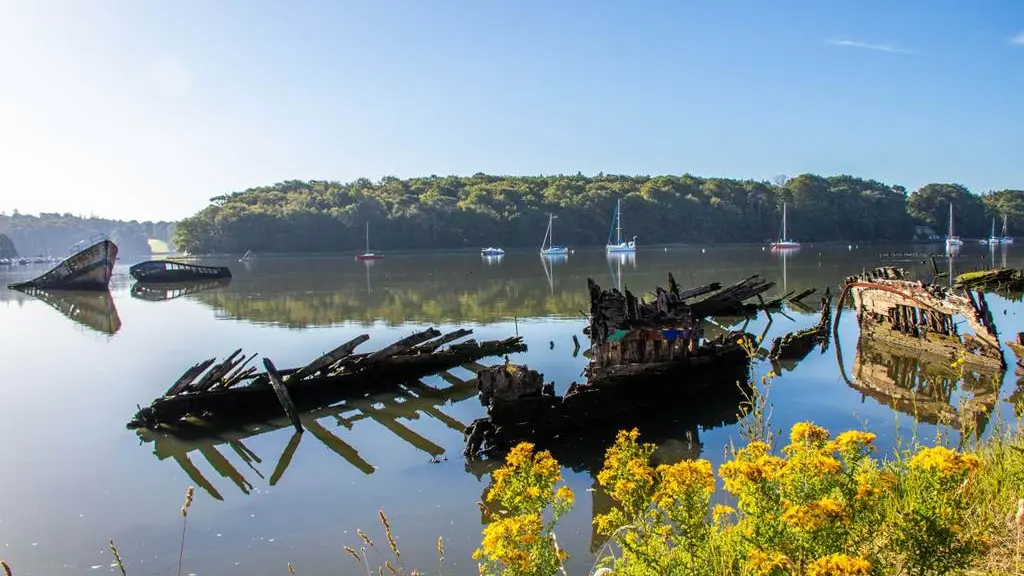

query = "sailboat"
[540,214,569,256]
[981,217,999,245]
[605,198,637,253]
[770,202,800,251]
[1000,214,1014,244]
[945,203,963,247]
[354,221,384,261]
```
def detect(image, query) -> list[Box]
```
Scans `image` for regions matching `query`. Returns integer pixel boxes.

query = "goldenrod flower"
[747,548,790,575]
[789,421,831,445]
[909,445,981,477]
[834,430,876,453]
[805,553,871,575]
[782,498,845,531]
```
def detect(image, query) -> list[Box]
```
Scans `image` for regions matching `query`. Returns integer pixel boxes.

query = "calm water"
[1,244,1022,575]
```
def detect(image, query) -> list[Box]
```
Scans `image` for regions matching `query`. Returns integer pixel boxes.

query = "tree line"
[0,212,177,257]
[159,173,1021,254]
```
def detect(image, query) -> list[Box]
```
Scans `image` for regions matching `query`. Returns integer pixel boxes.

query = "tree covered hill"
[172,173,1024,254]
[0,212,177,257]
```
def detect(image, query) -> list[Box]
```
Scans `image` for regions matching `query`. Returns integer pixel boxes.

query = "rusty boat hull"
[7,239,118,291]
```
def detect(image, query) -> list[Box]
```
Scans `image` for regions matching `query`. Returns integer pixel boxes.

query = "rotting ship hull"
[7,239,118,291]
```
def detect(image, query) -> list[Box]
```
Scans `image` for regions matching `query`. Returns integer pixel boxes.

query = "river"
[1,243,1021,575]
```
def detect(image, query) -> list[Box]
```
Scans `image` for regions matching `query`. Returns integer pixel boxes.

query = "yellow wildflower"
[654,458,715,508]
[909,445,981,477]
[747,548,790,575]
[474,514,545,572]
[712,504,735,524]
[526,486,541,498]
[834,430,876,453]
[782,498,845,531]
[554,485,574,507]
[805,554,871,575]
[789,421,831,445]
[720,441,785,492]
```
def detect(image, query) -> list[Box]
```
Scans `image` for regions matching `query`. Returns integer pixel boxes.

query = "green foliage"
[172,173,964,254]
[0,213,175,256]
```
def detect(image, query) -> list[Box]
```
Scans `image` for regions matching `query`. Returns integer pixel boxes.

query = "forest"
[0,213,176,257]
[170,173,1024,254]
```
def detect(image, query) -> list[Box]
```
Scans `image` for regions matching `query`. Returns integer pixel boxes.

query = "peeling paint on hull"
[6,239,118,291]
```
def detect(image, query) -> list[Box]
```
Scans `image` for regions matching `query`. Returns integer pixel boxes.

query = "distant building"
[0,233,17,258]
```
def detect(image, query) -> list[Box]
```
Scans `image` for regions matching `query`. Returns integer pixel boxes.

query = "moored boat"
[130,260,231,283]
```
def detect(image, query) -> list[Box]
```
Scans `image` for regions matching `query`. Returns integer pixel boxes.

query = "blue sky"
[0,0,1021,221]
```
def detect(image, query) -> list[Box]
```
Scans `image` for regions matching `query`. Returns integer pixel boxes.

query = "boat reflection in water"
[9,287,121,335]
[843,333,1003,435]
[130,278,232,302]
[133,364,488,500]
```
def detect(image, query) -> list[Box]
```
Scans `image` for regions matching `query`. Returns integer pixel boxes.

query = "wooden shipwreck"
[7,238,118,291]
[583,273,778,343]
[128,327,526,431]
[837,267,1005,371]
[463,271,821,457]
[130,260,232,283]
[464,336,752,458]
[136,370,483,499]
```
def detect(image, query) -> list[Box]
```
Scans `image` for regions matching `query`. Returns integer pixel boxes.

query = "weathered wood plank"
[264,358,303,434]
[286,334,370,383]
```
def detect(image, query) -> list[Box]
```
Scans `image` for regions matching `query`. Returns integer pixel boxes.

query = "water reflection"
[130,278,232,302]
[841,330,1003,435]
[136,372,481,500]
[6,287,121,335]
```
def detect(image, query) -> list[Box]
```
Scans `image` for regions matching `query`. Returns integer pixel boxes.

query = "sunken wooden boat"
[128,327,526,431]
[584,273,786,344]
[7,238,118,291]
[130,260,232,283]
[836,267,1005,371]
[464,331,754,457]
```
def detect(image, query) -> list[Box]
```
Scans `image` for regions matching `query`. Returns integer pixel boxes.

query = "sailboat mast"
[949,203,954,237]
[1004,214,1009,236]
[782,203,788,240]
[366,221,370,252]
[616,198,623,244]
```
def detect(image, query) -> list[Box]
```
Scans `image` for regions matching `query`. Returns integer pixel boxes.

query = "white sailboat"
[605,198,636,253]
[1000,214,1014,244]
[355,221,384,261]
[539,214,569,256]
[770,202,800,251]
[945,203,963,247]
[981,217,999,245]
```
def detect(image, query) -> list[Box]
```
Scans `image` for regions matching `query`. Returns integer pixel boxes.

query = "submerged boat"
[539,213,569,256]
[354,221,384,261]
[130,260,231,283]
[605,198,637,253]
[6,237,118,291]
[770,202,801,251]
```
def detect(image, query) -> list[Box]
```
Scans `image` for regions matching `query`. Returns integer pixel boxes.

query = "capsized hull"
[7,239,118,291]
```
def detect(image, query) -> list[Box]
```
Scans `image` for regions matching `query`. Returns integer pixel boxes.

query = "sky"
[0,0,1022,222]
